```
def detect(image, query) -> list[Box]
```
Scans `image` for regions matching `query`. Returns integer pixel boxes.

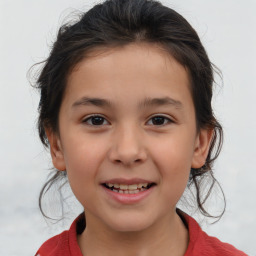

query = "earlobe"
[191,128,214,169]
[45,128,66,171]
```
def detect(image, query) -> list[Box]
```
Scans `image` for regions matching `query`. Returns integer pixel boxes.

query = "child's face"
[47,43,212,232]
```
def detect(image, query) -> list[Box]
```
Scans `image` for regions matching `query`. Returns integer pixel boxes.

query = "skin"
[46,43,213,256]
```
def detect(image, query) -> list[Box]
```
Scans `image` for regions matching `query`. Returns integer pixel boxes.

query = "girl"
[34,0,247,255]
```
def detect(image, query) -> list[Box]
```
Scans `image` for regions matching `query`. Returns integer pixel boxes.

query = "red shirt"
[35,212,247,256]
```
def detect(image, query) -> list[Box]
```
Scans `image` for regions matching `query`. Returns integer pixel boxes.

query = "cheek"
[150,134,194,198]
[152,133,195,171]
[61,136,106,199]
[63,132,105,168]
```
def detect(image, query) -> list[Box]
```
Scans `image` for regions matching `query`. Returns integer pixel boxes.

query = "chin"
[105,215,154,233]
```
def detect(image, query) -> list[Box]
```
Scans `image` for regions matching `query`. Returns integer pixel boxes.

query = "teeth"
[115,189,140,194]
[128,184,138,190]
[107,183,149,190]
[129,189,139,194]
[120,184,128,190]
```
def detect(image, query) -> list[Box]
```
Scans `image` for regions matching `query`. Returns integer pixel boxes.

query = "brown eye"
[83,115,109,126]
[147,116,173,126]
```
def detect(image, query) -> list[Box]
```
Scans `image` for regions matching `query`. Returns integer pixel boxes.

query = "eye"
[147,115,173,126]
[82,115,173,127]
[82,115,109,126]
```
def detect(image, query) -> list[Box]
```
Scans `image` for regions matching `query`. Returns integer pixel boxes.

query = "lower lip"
[101,185,155,205]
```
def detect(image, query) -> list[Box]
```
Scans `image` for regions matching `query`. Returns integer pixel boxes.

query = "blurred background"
[0,0,255,255]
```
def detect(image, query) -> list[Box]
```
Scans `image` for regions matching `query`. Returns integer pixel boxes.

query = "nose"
[108,125,147,166]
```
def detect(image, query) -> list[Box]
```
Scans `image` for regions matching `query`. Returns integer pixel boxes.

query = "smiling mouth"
[102,183,156,194]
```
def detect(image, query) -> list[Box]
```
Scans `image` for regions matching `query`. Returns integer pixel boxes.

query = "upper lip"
[101,178,155,185]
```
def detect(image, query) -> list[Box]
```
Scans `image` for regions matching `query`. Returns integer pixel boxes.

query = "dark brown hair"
[35,0,225,221]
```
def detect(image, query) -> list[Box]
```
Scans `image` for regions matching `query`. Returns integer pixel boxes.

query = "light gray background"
[0,0,255,255]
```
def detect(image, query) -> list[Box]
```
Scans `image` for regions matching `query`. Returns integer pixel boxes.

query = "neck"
[77,210,189,256]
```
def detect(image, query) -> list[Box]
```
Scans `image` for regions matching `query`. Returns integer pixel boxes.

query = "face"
[47,43,212,232]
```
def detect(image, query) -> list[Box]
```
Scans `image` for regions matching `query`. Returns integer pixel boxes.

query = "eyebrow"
[72,96,183,109]
[140,97,183,109]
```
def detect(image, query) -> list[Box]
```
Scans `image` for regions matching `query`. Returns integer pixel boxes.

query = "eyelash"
[82,114,174,127]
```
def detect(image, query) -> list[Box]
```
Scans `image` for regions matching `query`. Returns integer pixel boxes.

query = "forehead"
[75,43,187,75]
[64,43,193,112]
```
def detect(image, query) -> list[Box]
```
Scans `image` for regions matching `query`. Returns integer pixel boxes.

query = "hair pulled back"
[35,0,225,220]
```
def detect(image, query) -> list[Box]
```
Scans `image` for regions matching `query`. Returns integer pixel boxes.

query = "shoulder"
[35,230,69,256]
[200,233,247,256]
[179,211,248,256]
[34,214,84,256]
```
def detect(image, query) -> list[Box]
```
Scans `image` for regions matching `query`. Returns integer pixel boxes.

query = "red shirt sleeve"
[183,212,248,256]
[35,214,83,256]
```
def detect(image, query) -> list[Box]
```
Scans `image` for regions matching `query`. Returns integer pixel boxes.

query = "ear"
[191,128,214,169]
[45,128,66,171]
